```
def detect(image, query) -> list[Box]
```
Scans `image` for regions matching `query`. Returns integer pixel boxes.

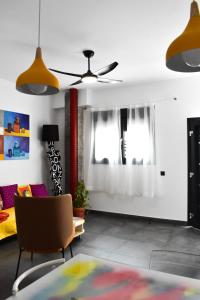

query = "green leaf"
[73,180,89,208]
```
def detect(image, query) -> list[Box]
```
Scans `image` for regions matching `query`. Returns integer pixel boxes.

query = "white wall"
[84,75,200,221]
[0,78,54,189]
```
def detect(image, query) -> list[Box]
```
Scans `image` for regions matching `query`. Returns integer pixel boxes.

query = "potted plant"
[73,180,89,218]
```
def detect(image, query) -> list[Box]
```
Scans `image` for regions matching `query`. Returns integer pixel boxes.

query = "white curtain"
[84,106,156,197]
[121,106,156,197]
[84,108,122,194]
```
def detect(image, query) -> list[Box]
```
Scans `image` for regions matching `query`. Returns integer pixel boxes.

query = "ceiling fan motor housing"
[83,50,95,58]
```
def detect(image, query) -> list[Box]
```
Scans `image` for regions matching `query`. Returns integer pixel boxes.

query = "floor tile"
[86,234,126,251]
[1,212,200,299]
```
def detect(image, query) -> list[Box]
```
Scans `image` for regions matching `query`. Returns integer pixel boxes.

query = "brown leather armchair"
[14,194,75,279]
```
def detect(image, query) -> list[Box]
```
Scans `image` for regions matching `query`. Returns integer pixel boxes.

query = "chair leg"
[69,244,73,258]
[15,248,22,280]
[61,248,65,259]
[31,252,33,262]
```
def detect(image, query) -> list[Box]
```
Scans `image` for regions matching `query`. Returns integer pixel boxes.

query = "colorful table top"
[8,254,200,300]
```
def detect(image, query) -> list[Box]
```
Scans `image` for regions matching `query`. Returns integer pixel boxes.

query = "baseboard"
[87,209,187,226]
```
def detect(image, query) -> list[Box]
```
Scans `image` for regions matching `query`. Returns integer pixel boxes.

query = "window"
[84,106,156,196]
[92,106,155,165]
[92,110,121,164]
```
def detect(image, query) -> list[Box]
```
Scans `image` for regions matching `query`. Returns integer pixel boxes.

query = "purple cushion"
[0,184,17,209]
[30,184,49,197]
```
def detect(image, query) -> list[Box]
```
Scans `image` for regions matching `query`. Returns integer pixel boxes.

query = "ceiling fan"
[49,50,122,86]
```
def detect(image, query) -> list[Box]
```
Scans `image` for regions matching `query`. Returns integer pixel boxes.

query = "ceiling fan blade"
[97,77,123,84]
[94,62,118,76]
[49,68,82,78]
[70,80,82,86]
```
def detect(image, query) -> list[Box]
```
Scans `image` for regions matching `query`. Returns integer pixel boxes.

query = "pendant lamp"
[16,0,59,95]
[166,0,200,72]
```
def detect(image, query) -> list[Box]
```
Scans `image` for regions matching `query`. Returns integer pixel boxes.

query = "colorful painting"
[0,136,4,160]
[28,258,200,300]
[4,136,29,160]
[3,110,29,137]
[0,110,3,135]
[0,110,30,160]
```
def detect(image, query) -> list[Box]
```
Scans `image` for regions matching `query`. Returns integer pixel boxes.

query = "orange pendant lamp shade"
[16,47,59,95]
[166,1,200,72]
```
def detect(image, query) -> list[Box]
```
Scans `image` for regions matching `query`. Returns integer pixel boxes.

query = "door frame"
[187,117,200,227]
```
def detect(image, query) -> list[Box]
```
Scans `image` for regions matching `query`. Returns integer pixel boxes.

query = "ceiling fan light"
[166,0,200,72]
[16,47,60,95]
[81,74,97,84]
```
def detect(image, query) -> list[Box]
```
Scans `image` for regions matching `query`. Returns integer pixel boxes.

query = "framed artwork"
[0,110,30,160]
[0,136,3,160]
[0,110,3,135]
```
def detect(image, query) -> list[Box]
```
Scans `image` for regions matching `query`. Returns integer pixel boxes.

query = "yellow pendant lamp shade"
[16,0,60,95]
[166,0,200,72]
[16,47,59,95]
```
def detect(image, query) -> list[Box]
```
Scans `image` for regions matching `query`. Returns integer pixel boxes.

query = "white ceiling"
[0,0,198,90]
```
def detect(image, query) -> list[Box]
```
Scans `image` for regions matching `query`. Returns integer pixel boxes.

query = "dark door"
[187,118,200,228]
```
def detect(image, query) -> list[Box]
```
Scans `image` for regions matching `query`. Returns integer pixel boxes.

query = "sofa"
[0,207,17,240]
[0,184,49,240]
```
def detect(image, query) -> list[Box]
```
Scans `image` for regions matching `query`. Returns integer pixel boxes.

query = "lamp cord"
[38,0,41,47]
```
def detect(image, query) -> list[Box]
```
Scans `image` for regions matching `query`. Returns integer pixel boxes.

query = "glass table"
[7,253,200,300]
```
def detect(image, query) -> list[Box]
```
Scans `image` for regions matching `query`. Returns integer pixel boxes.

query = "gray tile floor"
[1,212,200,299]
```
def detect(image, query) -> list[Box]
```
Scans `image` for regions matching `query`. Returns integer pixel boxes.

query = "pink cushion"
[0,184,17,209]
[30,184,49,197]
